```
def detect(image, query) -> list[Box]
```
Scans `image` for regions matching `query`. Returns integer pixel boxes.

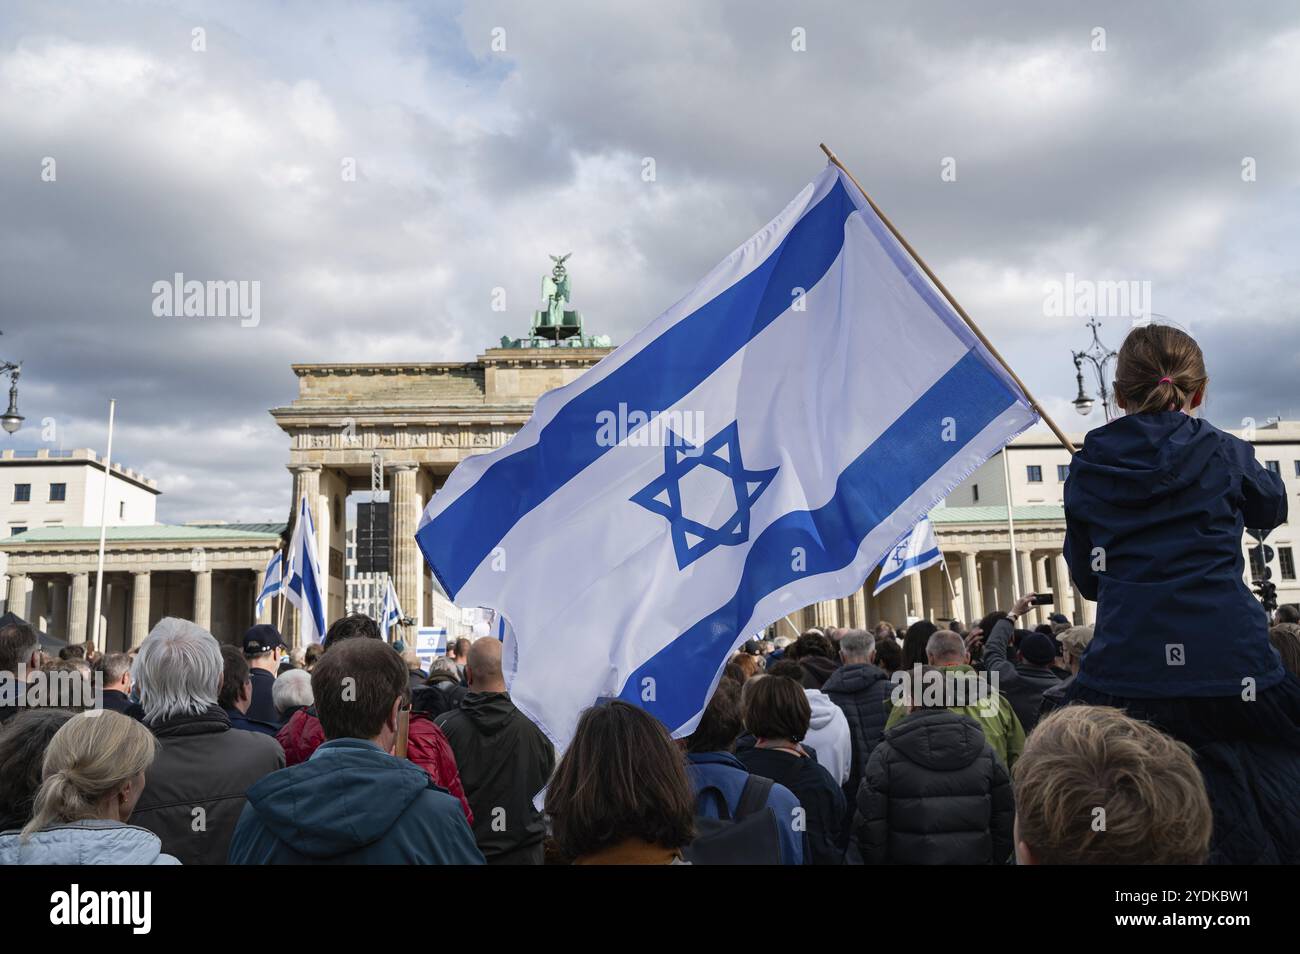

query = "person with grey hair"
[272,668,313,723]
[128,618,284,865]
[95,652,136,716]
[1037,624,1094,721]
[883,629,1026,770]
[821,628,894,855]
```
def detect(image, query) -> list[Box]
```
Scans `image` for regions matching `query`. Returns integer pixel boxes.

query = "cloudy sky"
[2,0,1298,523]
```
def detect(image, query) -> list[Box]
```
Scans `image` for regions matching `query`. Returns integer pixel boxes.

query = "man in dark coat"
[95,652,137,715]
[822,629,894,851]
[0,617,41,725]
[981,597,1063,734]
[242,624,287,726]
[229,638,483,865]
[129,619,284,865]
[855,704,1014,865]
[435,639,553,864]
[218,645,279,737]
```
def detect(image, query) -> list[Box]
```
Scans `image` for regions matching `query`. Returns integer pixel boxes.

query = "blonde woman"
[0,710,179,864]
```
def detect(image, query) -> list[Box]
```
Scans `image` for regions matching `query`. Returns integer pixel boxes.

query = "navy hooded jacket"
[227,738,484,865]
[1063,411,1287,698]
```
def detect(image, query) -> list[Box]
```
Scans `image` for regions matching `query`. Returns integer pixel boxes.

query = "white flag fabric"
[284,495,326,644]
[255,550,284,617]
[380,578,403,641]
[873,515,944,595]
[416,163,1037,750]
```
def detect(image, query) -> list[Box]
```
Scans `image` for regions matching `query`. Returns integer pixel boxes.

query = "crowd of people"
[0,324,1297,865]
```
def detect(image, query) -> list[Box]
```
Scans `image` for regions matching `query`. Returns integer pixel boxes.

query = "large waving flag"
[873,515,944,595]
[284,495,326,644]
[255,550,284,617]
[380,577,403,641]
[416,162,1038,749]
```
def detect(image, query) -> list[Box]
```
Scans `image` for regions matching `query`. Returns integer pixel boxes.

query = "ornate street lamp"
[1070,318,1117,420]
[0,362,21,434]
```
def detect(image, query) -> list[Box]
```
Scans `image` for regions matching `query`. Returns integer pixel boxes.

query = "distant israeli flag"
[873,516,944,595]
[380,578,404,641]
[284,496,326,644]
[255,550,284,617]
[416,163,1038,750]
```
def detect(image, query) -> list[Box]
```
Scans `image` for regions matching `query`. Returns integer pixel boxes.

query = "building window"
[10,526,27,536]
[118,501,125,519]
[13,484,30,502]
[1294,460,1300,478]
[1026,465,1043,483]
[1281,547,1296,582]
[49,482,66,502]
[1057,464,1069,481]
[972,484,980,503]
[1266,460,1281,476]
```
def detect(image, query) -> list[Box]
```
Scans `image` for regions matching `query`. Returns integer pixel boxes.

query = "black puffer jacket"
[411,673,469,720]
[821,663,893,799]
[854,707,1014,865]
[983,617,1062,734]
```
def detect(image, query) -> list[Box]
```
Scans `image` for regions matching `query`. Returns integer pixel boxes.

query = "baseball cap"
[243,624,286,655]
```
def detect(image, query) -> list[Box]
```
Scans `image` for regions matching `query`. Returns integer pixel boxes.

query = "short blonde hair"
[1013,706,1211,865]
[23,711,158,839]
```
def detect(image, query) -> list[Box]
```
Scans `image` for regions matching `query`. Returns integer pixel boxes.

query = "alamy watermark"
[151,273,260,327]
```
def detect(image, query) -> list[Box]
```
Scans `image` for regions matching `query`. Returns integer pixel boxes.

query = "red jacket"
[276,707,473,825]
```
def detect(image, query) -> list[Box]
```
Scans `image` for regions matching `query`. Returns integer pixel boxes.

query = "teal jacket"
[228,738,484,865]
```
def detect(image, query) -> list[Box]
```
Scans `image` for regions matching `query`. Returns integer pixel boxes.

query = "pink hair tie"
[1158,376,1172,384]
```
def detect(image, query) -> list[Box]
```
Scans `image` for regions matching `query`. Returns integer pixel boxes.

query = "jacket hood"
[804,689,841,731]
[822,662,890,694]
[0,820,175,865]
[244,738,430,858]
[798,655,838,688]
[1068,412,1218,508]
[457,691,516,735]
[887,708,986,771]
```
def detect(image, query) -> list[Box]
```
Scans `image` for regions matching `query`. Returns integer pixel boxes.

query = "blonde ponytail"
[21,711,158,840]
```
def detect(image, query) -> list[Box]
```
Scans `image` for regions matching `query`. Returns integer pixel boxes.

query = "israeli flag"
[255,550,284,617]
[380,578,404,641]
[873,516,944,595]
[416,163,1037,749]
[284,495,326,644]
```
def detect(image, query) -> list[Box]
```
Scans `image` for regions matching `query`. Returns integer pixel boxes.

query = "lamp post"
[0,361,22,434]
[1070,318,1117,421]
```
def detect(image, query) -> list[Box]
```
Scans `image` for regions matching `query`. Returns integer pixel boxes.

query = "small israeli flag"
[255,550,284,617]
[380,577,404,641]
[873,515,944,595]
[416,162,1037,750]
[284,495,326,644]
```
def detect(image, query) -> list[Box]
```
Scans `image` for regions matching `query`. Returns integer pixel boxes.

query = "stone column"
[1017,550,1038,625]
[1053,552,1076,622]
[907,572,925,621]
[812,600,838,630]
[1076,586,1097,625]
[68,572,90,645]
[50,577,69,640]
[1033,553,1051,618]
[289,465,322,648]
[389,463,420,643]
[6,572,27,618]
[849,588,866,630]
[254,565,270,624]
[194,569,213,632]
[960,552,983,626]
[31,578,50,633]
[131,571,151,647]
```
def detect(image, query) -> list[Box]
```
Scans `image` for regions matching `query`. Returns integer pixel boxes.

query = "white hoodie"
[803,689,852,785]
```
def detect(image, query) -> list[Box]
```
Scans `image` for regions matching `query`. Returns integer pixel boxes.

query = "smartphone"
[1030,593,1054,605]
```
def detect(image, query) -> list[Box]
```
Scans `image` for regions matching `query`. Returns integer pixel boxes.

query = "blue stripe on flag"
[875,545,943,591]
[418,179,859,598]
[616,349,1018,730]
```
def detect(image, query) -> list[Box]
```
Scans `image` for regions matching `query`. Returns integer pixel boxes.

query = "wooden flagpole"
[818,143,1077,455]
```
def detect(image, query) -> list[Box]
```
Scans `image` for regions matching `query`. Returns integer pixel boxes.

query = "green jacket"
[884,664,1025,769]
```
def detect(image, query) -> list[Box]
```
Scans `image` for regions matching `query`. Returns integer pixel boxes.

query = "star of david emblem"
[630,421,779,570]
